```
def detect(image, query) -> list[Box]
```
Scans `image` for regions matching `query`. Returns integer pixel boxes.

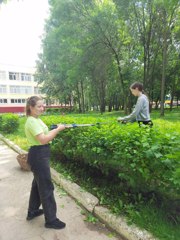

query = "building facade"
[0,64,41,113]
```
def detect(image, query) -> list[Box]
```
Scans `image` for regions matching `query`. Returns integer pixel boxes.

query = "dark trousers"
[27,144,57,223]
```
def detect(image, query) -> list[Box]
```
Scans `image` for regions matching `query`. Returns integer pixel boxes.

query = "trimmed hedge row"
[0,113,19,134]
[43,115,180,197]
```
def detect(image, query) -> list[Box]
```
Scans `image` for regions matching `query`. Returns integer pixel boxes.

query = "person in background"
[117,82,153,127]
[25,96,67,229]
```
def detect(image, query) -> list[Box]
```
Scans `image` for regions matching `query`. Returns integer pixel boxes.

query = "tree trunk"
[99,83,106,113]
[170,80,175,111]
[111,49,125,112]
[76,84,82,113]
[80,80,85,113]
[160,27,167,116]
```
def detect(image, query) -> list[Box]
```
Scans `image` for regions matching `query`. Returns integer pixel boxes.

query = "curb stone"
[0,134,27,155]
[51,168,99,213]
[0,134,157,240]
[94,206,156,240]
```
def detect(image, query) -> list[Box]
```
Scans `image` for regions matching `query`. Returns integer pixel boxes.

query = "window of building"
[9,72,20,80]
[11,99,17,103]
[23,86,32,94]
[0,85,7,93]
[10,99,26,104]
[0,71,6,80]
[10,85,32,94]
[34,86,41,94]
[21,73,31,81]
[10,85,20,93]
[0,99,7,104]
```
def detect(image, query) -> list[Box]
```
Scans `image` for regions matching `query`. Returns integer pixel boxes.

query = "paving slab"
[0,140,122,240]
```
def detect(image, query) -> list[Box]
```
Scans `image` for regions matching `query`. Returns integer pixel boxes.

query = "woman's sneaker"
[45,218,66,229]
[26,209,44,220]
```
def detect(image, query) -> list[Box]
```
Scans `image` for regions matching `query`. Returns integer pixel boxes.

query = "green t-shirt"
[25,116,49,146]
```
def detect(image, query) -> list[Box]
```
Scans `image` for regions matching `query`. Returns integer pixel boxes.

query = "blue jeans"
[27,144,57,223]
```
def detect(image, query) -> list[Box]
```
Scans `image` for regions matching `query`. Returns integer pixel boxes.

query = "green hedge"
[0,113,19,134]
[42,115,180,198]
[45,107,73,115]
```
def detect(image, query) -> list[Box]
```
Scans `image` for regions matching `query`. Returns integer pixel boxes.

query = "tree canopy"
[35,0,180,114]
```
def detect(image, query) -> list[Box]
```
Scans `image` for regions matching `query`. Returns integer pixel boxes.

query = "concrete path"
[0,140,122,240]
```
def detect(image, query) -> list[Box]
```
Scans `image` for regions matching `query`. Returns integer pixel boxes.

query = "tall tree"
[154,0,180,116]
[35,0,180,114]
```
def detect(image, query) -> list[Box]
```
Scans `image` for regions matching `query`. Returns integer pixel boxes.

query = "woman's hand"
[117,117,127,124]
[57,124,71,131]
[57,124,66,131]
[117,117,123,122]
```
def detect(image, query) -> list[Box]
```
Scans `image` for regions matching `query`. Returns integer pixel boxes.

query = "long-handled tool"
[50,123,100,130]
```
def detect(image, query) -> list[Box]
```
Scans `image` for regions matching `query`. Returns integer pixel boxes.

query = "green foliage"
[0,113,19,134]
[36,0,180,114]
[3,111,180,240]
[84,213,99,224]
[52,150,180,240]
[45,107,73,115]
[0,0,8,4]
[0,115,2,131]
[42,115,180,200]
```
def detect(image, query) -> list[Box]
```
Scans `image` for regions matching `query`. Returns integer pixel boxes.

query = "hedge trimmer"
[50,122,106,130]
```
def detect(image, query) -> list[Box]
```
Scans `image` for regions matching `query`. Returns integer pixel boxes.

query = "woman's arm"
[35,124,66,145]
[117,96,144,122]
[117,110,136,122]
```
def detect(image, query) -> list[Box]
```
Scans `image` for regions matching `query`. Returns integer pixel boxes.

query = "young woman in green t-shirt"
[25,96,67,229]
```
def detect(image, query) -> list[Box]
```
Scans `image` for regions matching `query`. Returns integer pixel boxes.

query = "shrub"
[1,113,19,134]
[42,115,180,199]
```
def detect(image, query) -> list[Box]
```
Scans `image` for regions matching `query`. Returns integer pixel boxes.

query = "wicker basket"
[16,153,31,171]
